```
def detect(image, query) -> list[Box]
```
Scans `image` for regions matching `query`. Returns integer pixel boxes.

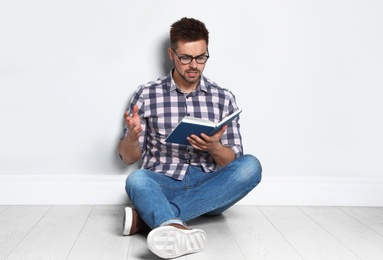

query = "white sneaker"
[123,207,145,236]
[147,224,207,259]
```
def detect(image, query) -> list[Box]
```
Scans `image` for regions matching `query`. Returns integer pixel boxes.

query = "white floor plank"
[0,206,9,214]
[186,214,246,260]
[6,205,93,260]
[223,205,303,260]
[67,205,130,260]
[338,207,383,236]
[0,205,51,260]
[2,205,383,260]
[259,206,359,260]
[300,206,383,260]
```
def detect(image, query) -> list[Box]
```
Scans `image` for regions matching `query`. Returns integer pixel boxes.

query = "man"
[118,17,262,259]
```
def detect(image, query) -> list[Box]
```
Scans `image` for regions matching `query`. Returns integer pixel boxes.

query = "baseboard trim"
[1,175,382,206]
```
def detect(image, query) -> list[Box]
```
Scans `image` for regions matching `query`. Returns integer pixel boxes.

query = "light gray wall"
[1,0,382,179]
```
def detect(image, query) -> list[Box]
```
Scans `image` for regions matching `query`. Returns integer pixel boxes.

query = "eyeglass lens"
[180,55,208,64]
[172,49,209,64]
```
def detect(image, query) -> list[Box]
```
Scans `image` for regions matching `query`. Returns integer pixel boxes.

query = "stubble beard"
[174,66,201,85]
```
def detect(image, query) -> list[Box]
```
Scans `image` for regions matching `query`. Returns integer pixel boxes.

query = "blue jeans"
[125,154,262,229]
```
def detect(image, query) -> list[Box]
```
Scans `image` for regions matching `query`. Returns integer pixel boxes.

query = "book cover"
[165,109,242,145]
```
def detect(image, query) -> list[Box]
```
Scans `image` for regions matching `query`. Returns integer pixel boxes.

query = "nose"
[189,58,198,68]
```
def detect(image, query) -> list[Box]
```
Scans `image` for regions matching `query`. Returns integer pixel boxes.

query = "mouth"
[186,70,199,77]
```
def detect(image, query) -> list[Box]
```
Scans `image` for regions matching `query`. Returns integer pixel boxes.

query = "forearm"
[209,143,235,167]
[118,135,142,165]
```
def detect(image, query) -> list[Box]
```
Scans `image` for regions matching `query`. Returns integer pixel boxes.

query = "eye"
[180,56,192,63]
[196,55,208,63]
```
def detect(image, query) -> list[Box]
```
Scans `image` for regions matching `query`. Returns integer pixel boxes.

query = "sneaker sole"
[122,207,133,236]
[147,226,206,259]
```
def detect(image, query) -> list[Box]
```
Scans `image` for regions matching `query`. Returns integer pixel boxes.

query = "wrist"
[125,132,139,142]
[209,142,224,155]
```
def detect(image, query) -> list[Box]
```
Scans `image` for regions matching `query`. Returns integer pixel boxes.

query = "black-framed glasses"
[171,48,210,65]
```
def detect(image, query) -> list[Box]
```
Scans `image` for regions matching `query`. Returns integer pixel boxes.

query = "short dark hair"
[170,17,209,48]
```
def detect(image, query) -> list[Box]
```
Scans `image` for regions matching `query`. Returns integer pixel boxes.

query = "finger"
[200,133,211,142]
[189,134,207,144]
[187,139,205,151]
[132,105,139,117]
[201,132,220,144]
[124,111,131,122]
[215,125,227,136]
[189,137,211,152]
[221,125,228,132]
[126,117,138,130]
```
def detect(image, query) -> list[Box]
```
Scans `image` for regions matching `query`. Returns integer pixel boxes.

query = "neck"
[172,69,199,94]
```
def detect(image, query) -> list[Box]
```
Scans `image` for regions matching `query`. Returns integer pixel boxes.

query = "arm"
[118,105,143,165]
[187,125,235,167]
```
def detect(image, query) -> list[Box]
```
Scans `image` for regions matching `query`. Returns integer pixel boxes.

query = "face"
[168,40,208,88]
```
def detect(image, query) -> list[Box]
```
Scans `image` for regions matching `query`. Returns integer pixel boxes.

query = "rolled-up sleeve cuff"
[230,145,243,158]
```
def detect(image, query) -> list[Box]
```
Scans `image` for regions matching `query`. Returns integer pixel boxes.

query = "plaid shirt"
[121,70,243,180]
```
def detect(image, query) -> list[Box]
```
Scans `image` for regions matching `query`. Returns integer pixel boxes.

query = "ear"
[168,48,174,61]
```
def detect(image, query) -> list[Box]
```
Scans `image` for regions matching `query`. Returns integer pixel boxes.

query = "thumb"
[132,105,139,117]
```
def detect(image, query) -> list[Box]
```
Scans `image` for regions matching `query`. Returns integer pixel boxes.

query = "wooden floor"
[0,205,383,260]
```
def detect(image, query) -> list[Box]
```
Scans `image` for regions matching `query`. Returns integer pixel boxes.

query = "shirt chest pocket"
[146,113,181,137]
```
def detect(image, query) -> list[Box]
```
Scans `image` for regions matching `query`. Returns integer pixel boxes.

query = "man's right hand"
[118,104,143,165]
[124,105,142,141]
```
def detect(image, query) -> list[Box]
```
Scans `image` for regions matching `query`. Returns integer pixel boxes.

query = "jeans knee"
[237,154,262,187]
[125,169,153,198]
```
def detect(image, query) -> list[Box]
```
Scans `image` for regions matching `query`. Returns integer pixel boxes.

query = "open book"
[165,109,242,145]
